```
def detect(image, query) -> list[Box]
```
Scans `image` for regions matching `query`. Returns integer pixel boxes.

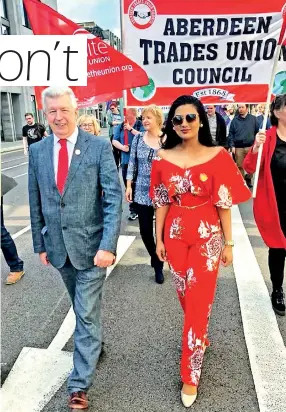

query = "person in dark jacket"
[228,104,260,187]
[113,108,145,220]
[206,105,227,147]
[1,175,25,285]
[257,113,271,130]
[243,94,286,316]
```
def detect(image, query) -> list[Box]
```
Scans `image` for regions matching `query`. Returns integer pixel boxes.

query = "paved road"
[1,146,285,412]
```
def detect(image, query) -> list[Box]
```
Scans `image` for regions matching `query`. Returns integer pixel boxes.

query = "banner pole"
[252,43,282,198]
[252,5,286,197]
[120,0,128,142]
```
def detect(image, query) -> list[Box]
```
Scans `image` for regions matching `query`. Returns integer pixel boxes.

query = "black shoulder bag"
[132,133,142,200]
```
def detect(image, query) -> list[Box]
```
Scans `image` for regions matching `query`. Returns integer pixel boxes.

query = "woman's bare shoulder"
[209,146,225,155]
[157,147,179,160]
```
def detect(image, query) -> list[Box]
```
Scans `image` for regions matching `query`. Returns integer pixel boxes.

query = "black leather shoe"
[271,289,285,316]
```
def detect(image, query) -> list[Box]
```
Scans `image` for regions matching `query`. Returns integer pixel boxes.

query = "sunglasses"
[172,114,197,126]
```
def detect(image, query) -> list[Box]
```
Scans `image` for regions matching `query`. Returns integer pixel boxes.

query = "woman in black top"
[244,94,286,316]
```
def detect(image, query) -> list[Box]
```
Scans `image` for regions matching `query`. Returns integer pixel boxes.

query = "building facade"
[0,0,57,142]
[78,21,122,51]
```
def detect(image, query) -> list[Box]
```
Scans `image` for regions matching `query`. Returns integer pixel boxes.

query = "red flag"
[35,88,122,109]
[278,5,286,45]
[23,0,148,108]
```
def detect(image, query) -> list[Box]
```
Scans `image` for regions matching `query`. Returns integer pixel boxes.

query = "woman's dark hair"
[270,93,286,126]
[162,95,214,149]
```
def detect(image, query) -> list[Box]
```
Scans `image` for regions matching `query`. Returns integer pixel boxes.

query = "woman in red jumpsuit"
[149,95,251,408]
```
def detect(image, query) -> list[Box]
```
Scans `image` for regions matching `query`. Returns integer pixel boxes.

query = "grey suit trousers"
[58,257,106,393]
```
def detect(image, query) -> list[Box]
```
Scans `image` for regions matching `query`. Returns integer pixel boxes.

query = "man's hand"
[231,147,235,154]
[24,149,28,156]
[94,250,115,268]
[39,252,49,265]
[123,123,132,131]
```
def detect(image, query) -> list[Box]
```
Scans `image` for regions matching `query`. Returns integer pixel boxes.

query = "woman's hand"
[221,246,233,267]
[125,187,133,203]
[253,131,267,152]
[156,240,167,262]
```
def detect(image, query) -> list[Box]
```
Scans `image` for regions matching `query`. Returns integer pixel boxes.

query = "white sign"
[124,0,286,105]
[0,35,87,86]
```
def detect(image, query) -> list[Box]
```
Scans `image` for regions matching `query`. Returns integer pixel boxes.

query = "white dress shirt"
[53,127,78,181]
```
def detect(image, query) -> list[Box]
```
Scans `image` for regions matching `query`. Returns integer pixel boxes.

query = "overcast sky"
[57,0,121,38]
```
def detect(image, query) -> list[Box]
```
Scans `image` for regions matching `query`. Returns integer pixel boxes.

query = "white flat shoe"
[181,390,197,408]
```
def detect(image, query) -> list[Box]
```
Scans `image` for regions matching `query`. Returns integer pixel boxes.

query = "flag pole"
[252,9,286,198]
[120,0,128,144]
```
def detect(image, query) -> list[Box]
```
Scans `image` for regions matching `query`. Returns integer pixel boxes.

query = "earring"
[200,123,203,128]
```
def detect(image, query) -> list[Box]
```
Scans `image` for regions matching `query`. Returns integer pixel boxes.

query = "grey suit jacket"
[28,128,122,270]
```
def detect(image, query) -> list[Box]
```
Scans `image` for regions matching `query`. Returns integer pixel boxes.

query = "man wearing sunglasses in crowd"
[113,108,145,220]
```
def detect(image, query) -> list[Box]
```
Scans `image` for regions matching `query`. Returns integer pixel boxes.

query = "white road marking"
[47,307,75,352]
[13,172,28,179]
[1,149,23,155]
[232,205,286,412]
[1,348,73,412]
[1,234,136,412]
[2,162,28,171]
[1,156,26,164]
[11,225,31,240]
[48,235,136,352]
[106,235,136,278]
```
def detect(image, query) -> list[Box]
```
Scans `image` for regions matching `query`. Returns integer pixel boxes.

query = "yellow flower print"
[200,173,208,182]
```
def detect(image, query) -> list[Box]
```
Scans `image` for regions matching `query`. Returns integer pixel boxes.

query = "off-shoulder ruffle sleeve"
[212,150,252,208]
[149,157,172,208]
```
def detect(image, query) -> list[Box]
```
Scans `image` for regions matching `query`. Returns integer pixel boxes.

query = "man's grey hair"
[42,86,78,111]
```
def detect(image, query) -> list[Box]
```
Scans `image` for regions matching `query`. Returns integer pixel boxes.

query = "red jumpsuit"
[150,149,251,387]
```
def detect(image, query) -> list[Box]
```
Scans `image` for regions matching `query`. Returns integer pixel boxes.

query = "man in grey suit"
[28,86,122,410]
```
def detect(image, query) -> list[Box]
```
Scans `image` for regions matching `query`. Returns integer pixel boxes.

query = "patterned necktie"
[57,139,68,194]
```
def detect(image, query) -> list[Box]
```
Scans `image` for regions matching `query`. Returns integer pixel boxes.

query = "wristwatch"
[130,127,134,132]
[225,240,234,247]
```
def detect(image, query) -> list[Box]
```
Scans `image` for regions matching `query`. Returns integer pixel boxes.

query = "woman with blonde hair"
[126,105,166,284]
[77,114,101,136]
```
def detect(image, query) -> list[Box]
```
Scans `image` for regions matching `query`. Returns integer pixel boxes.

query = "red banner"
[23,0,148,108]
